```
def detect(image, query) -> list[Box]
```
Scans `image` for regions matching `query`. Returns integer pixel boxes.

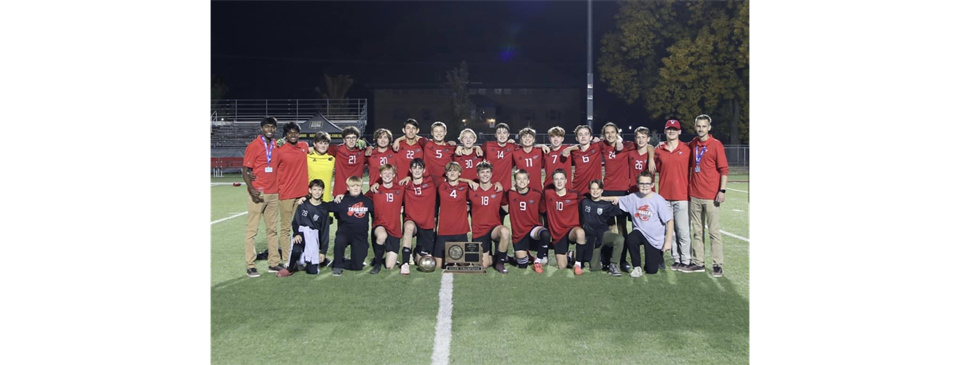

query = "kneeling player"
[367,164,404,274]
[600,171,673,277]
[543,169,588,275]
[580,179,626,277]
[503,169,550,273]
[435,161,472,268]
[330,176,375,276]
[468,161,510,273]
[400,158,438,273]
[277,179,331,277]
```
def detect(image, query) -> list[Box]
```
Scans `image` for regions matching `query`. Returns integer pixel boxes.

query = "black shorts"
[407,220,436,256]
[552,228,576,255]
[434,234,469,258]
[373,225,402,253]
[473,230,493,253]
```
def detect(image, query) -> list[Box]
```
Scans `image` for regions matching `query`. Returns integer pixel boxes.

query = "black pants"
[333,232,369,270]
[287,243,320,274]
[626,230,663,274]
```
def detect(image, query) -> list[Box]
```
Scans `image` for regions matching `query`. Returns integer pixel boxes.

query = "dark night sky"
[212,0,649,127]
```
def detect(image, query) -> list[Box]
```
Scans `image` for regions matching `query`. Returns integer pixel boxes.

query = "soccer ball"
[418,255,437,272]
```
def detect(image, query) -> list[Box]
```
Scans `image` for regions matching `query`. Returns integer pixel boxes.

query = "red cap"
[665,120,681,130]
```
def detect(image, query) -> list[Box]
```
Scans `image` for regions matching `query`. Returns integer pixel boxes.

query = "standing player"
[453,128,483,182]
[307,132,336,205]
[627,126,657,192]
[686,114,729,277]
[434,162,472,268]
[602,171,674,277]
[365,128,399,186]
[275,122,309,268]
[543,126,571,190]
[581,179,626,277]
[512,127,545,191]
[241,117,281,277]
[400,158,437,273]
[597,122,633,271]
[424,121,458,179]
[393,118,425,180]
[482,123,517,191]
[329,127,367,196]
[564,125,605,196]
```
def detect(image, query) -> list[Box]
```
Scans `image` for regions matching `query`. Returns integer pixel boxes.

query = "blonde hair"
[547,126,565,137]
[444,161,463,173]
[458,128,477,142]
[378,164,396,174]
[346,176,363,186]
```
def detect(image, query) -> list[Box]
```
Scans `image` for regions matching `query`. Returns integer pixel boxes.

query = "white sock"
[574,262,581,268]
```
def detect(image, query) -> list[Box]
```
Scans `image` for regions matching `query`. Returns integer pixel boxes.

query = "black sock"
[537,244,549,260]
[402,247,411,265]
[373,244,385,267]
[496,250,507,263]
[576,244,588,264]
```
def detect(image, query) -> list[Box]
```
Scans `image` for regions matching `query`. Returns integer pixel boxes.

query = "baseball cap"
[664,120,681,130]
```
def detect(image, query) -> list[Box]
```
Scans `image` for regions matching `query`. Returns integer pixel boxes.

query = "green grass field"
[211,174,749,364]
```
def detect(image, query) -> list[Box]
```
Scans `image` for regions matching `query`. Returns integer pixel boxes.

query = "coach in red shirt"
[276,122,310,269]
[687,114,729,277]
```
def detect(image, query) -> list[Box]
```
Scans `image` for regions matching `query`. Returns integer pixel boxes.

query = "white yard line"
[721,230,750,242]
[726,187,748,193]
[211,182,244,186]
[431,273,455,365]
[211,212,248,225]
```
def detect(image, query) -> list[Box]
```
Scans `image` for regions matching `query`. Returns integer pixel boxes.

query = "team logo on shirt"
[597,208,603,215]
[348,203,369,218]
[312,214,320,221]
[635,204,652,221]
[302,210,308,217]
[585,206,591,213]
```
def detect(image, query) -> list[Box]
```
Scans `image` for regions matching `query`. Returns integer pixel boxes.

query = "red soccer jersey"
[467,186,505,237]
[506,189,546,243]
[571,142,603,195]
[544,146,572,189]
[454,148,483,181]
[437,180,470,235]
[512,146,545,191]
[276,141,309,200]
[402,175,437,229]
[242,135,279,194]
[600,141,634,191]
[688,135,729,200]
[395,138,425,179]
[483,141,516,191]
[367,147,399,186]
[366,184,405,237]
[330,144,367,196]
[543,189,582,243]
[627,146,656,193]
[654,142,692,201]
[425,140,456,179]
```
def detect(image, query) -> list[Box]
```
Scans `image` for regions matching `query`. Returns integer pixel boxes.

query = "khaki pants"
[690,196,723,267]
[245,193,280,268]
[278,198,297,264]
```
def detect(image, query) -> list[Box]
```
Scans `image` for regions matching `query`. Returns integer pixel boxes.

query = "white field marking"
[431,273,454,365]
[705,224,751,242]
[732,209,745,212]
[721,230,750,242]
[726,187,748,193]
[211,212,248,225]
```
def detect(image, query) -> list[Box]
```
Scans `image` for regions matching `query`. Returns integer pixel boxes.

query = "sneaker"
[630,267,643,278]
[670,262,683,271]
[680,264,705,273]
[608,264,622,277]
[369,265,382,275]
[255,250,268,261]
[620,263,632,273]
[712,265,723,278]
[319,258,331,267]
[495,262,508,274]
[400,263,411,275]
[533,261,544,274]
[566,254,575,269]
[658,262,666,270]
[574,264,584,276]
[276,269,293,278]
[332,268,343,277]
[601,264,609,272]
[246,268,260,278]
[268,264,285,273]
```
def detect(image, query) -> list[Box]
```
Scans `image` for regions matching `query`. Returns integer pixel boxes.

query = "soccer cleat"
[369,265,382,275]
[658,262,666,270]
[268,265,285,273]
[680,264,705,273]
[574,264,584,276]
[400,263,411,275]
[495,262,508,274]
[712,265,723,278]
[630,267,643,278]
[608,264,622,277]
[566,254,575,268]
[332,268,343,277]
[533,261,544,274]
[276,269,293,278]
[670,262,684,271]
[601,264,609,272]
[246,268,260,278]
[620,262,632,273]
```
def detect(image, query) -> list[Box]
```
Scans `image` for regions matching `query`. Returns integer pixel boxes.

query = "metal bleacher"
[211,99,367,148]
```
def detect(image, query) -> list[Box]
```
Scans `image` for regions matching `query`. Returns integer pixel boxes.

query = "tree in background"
[315,74,354,118]
[599,0,748,144]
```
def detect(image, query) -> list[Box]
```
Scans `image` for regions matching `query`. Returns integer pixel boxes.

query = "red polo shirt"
[276,141,309,200]
[688,135,729,200]
[654,141,691,201]
[242,135,279,194]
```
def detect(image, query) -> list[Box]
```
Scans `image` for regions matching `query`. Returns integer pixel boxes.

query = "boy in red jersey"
[482,123,516,191]
[686,114,729,277]
[393,119,457,179]
[467,162,511,274]
[542,169,588,274]
[503,169,549,272]
[512,127,545,191]
[563,125,605,196]
[364,128,399,186]
[424,121,458,179]
[655,119,693,271]
[366,164,405,275]
[329,126,367,196]
[434,162,473,268]
[627,126,657,193]
[393,119,425,180]
[399,158,437,273]
[543,126,571,190]
[453,128,483,182]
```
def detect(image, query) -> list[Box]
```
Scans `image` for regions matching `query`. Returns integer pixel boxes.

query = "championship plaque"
[442,241,485,273]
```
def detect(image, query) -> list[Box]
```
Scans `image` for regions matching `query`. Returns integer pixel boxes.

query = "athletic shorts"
[552,228,576,255]
[434,234,469,259]
[474,230,493,253]
[407,220,436,256]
